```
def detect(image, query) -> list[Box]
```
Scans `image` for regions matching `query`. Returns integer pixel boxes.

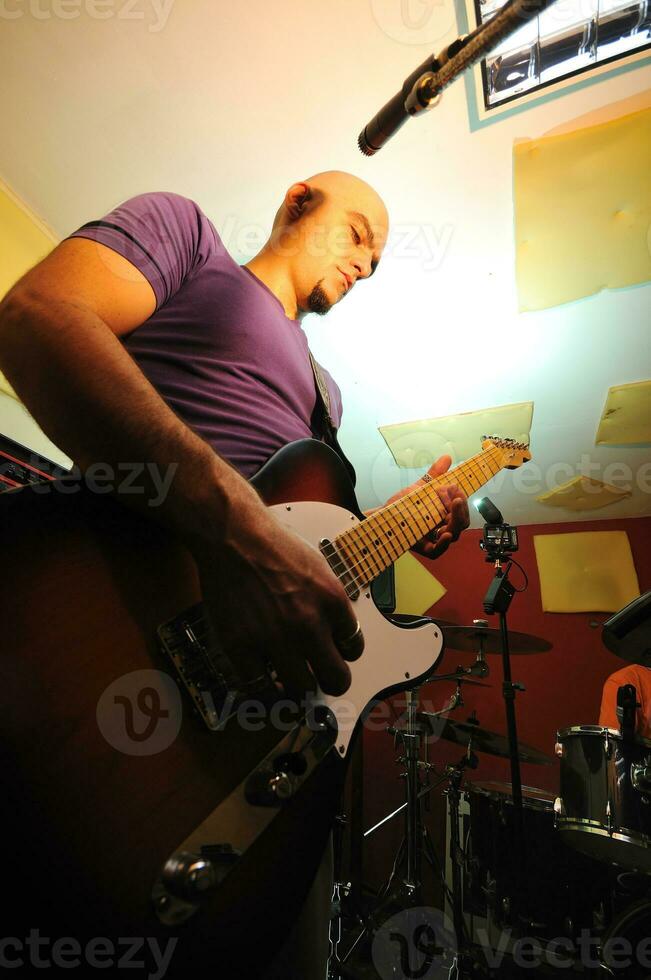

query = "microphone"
[616,683,639,741]
[358,54,440,156]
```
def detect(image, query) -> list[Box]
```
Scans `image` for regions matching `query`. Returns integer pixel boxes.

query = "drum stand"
[445,749,481,980]
[339,688,449,968]
[340,683,485,977]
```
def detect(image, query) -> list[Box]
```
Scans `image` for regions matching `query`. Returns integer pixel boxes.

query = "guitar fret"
[337,520,371,576]
[363,516,402,564]
[455,472,475,497]
[333,444,523,587]
[390,498,421,550]
[354,517,398,568]
[337,539,372,588]
[398,495,433,538]
[377,506,413,553]
[345,524,383,581]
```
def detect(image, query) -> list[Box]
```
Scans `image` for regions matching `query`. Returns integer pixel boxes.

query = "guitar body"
[0,439,444,976]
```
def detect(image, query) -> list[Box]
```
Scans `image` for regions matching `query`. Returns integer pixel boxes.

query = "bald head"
[273,170,389,237]
[263,170,389,317]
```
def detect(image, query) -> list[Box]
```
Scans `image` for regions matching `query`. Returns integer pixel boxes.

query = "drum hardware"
[445,747,481,979]
[631,763,651,795]
[418,714,553,766]
[440,624,552,655]
[340,687,478,976]
[428,670,492,686]
[618,683,641,742]
[328,813,354,980]
[372,672,493,835]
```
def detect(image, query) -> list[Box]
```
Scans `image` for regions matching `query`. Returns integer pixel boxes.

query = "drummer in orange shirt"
[599,664,651,739]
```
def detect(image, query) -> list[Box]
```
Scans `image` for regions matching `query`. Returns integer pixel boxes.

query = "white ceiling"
[1,0,650,526]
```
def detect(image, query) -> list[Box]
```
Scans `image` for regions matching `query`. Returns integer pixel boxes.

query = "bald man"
[0,172,468,977]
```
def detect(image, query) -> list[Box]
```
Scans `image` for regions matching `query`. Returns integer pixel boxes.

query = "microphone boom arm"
[359,0,557,154]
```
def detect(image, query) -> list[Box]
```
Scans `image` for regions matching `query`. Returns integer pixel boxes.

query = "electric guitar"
[0,435,529,976]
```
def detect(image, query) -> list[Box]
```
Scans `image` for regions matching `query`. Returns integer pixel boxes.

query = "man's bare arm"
[0,238,362,694]
[0,239,249,547]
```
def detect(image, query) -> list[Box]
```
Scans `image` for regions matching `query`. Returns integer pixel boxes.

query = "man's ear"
[285,182,312,221]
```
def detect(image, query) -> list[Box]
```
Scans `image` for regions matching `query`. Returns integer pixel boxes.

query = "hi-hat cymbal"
[442,625,552,655]
[417,713,553,765]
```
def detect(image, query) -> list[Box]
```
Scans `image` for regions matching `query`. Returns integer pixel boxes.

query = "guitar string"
[318,446,506,588]
[318,446,505,586]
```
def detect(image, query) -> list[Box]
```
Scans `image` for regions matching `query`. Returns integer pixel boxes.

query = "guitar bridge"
[157,603,242,731]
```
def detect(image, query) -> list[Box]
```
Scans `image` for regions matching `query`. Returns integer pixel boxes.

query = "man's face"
[284,187,388,316]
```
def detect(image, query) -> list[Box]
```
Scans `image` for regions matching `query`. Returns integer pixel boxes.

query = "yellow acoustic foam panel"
[514,106,651,312]
[533,531,640,613]
[393,552,447,616]
[0,374,15,398]
[595,379,651,445]
[379,402,533,468]
[537,475,631,511]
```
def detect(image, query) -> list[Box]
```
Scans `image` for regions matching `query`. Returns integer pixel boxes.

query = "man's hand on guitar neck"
[381,454,470,560]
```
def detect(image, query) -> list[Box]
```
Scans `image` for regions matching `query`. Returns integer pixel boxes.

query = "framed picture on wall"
[463,0,651,121]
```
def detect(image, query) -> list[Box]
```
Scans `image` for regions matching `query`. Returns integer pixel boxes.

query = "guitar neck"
[334,446,504,587]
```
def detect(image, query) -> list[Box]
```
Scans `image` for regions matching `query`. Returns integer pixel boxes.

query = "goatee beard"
[307,281,332,315]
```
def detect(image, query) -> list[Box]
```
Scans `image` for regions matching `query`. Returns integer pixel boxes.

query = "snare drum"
[555,726,651,873]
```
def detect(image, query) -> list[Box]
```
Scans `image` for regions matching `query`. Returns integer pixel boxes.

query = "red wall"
[360,516,651,891]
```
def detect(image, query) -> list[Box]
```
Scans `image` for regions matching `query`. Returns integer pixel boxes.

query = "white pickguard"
[269,500,444,757]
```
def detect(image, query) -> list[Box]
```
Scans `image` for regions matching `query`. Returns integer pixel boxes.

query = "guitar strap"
[308,351,357,488]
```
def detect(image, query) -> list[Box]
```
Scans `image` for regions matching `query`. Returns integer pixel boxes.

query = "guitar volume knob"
[161,851,216,901]
[245,769,297,806]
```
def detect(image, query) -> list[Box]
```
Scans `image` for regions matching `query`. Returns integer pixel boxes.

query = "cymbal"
[442,625,552,655]
[427,671,492,687]
[417,713,553,766]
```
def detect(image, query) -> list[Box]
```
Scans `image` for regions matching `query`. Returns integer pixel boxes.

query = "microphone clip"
[404,72,441,115]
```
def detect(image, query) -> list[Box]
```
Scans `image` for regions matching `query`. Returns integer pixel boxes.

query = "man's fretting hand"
[384,454,470,560]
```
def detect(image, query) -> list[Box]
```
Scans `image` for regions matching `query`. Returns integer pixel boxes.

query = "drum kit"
[330,597,651,980]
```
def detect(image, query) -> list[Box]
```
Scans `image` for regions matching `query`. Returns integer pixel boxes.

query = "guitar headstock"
[481,435,532,469]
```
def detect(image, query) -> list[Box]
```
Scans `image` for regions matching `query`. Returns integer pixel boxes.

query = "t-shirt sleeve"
[598,676,621,730]
[66,191,219,310]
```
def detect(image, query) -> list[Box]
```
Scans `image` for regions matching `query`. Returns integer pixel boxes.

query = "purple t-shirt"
[67,191,342,477]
